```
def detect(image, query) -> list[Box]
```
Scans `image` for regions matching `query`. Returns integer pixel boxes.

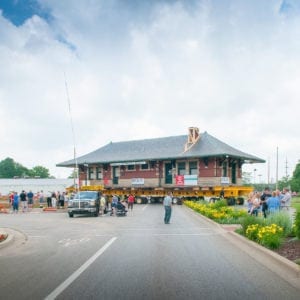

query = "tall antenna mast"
[276,147,279,190]
[64,72,79,191]
[285,157,288,178]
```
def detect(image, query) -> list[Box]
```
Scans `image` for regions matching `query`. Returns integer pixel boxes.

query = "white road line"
[44,236,117,300]
[142,204,148,211]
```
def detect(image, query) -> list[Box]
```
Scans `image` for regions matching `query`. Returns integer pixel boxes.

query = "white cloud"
[0,0,299,181]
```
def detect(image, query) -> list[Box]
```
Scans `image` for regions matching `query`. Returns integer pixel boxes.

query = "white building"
[0,178,74,195]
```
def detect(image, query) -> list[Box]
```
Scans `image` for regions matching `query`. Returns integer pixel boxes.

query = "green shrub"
[264,211,293,236]
[240,214,264,235]
[212,199,228,209]
[295,210,300,239]
[246,224,260,241]
[257,224,284,249]
[245,223,284,249]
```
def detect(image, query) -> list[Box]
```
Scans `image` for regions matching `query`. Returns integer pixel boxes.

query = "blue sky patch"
[0,0,51,26]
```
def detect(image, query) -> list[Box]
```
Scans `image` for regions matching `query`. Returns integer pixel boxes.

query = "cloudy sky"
[0,0,299,183]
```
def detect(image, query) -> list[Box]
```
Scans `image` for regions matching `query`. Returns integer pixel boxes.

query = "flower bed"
[0,233,8,242]
[184,200,247,224]
[246,223,284,249]
[184,200,298,251]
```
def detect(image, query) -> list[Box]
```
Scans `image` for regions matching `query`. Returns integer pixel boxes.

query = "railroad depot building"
[57,127,264,198]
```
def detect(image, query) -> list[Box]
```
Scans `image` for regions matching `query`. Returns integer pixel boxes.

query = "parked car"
[68,191,100,217]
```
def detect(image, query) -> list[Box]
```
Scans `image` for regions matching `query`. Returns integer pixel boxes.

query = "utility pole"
[276,147,278,190]
[267,157,270,185]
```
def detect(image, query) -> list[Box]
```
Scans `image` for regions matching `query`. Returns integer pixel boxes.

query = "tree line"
[0,157,52,179]
[243,160,300,192]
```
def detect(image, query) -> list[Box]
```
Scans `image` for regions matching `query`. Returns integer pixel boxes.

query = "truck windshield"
[74,192,98,200]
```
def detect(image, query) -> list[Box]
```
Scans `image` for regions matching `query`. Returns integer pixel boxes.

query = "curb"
[183,205,300,289]
[227,230,300,276]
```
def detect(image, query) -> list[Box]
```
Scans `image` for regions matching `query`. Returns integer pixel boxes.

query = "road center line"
[45,236,117,300]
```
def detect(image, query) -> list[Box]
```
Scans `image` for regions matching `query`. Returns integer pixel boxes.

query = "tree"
[68,168,79,179]
[290,160,300,192]
[0,157,28,178]
[29,166,50,178]
[0,157,52,178]
[277,176,291,191]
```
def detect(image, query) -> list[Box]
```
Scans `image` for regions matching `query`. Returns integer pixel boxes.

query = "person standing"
[128,194,135,213]
[250,192,261,216]
[39,190,44,205]
[27,190,34,210]
[20,190,27,212]
[9,192,14,209]
[46,191,52,207]
[267,191,280,213]
[51,192,57,208]
[100,194,106,215]
[57,192,65,208]
[13,192,19,213]
[260,187,271,218]
[280,188,291,210]
[111,195,118,216]
[163,192,173,224]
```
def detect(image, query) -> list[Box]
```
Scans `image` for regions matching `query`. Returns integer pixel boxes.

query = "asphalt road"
[0,204,299,300]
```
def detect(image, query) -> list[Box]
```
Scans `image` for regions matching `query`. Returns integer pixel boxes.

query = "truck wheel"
[68,212,74,218]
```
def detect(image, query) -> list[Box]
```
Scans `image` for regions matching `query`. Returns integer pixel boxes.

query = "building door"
[231,163,236,184]
[165,163,173,184]
[112,166,119,184]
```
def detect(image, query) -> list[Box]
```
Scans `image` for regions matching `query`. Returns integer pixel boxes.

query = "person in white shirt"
[280,188,291,210]
[163,192,173,224]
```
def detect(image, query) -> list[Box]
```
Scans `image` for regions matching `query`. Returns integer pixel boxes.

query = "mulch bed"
[273,237,300,263]
[0,233,8,242]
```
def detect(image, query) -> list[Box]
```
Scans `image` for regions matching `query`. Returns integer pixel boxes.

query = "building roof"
[57,131,265,167]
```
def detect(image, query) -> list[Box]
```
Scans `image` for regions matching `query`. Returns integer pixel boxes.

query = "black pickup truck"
[68,191,100,217]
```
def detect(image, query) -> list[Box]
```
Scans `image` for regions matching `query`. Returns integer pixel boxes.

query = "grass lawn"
[292,196,300,211]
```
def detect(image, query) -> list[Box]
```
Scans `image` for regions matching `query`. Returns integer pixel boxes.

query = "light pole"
[253,168,257,184]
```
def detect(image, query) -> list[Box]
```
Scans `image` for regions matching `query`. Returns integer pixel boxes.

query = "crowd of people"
[247,187,292,217]
[8,190,69,213]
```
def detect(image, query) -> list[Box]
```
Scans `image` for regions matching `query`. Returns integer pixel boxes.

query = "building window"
[96,167,102,180]
[127,165,135,171]
[189,161,197,175]
[141,163,149,170]
[178,162,186,175]
[88,167,94,180]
